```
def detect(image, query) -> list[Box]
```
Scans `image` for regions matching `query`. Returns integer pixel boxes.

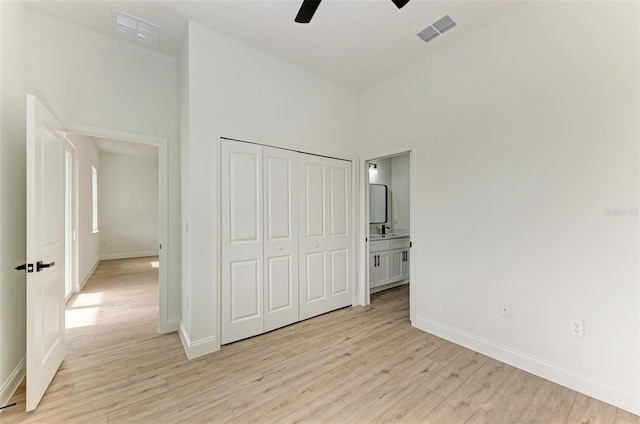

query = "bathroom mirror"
[369,184,387,224]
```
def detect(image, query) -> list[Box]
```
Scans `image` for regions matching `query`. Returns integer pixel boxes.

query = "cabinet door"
[299,154,352,320]
[370,251,392,289]
[391,249,404,281]
[221,140,264,344]
[263,147,298,332]
[402,250,410,280]
[376,251,391,287]
[369,252,379,288]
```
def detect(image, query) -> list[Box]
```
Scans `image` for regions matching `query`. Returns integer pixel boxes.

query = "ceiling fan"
[295,0,410,24]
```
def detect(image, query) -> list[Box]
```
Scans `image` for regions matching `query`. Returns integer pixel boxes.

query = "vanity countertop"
[370,234,409,241]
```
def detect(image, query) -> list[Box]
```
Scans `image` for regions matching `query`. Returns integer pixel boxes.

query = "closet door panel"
[305,251,326,302]
[329,167,348,236]
[330,249,348,295]
[325,159,352,306]
[299,154,352,320]
[303,163,325,238]
[221,140,264,344]
[266,256,292,310]
[263,147,298,332]
[230,260,261,322]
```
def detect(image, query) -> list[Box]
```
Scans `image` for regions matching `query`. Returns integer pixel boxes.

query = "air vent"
[417,15,457,44]
[417,26,440,43]
[112,10,160,48]
[433,15,456,34]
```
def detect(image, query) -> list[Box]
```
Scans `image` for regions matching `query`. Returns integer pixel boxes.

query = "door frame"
[62,122,172,333]
[64,140,79,299]
[358,145,417,322]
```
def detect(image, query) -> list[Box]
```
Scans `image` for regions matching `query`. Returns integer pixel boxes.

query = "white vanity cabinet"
[369,236,410,293]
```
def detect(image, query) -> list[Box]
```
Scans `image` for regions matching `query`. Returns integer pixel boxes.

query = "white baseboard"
[0,357,25,410]
[370,279,409,294]
[159,317,180,334]
[179,324,218,360]
[101,251,159,261]
[413,315,639,415]
[80,258,100,291]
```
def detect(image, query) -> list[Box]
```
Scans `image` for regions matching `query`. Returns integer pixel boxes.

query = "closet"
[220,139,352,344]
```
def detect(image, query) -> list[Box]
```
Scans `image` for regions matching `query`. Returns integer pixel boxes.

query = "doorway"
[62,123,171,333]
[361,148,417,321]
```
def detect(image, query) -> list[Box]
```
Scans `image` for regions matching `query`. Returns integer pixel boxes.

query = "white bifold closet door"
[298,153,352,320]
[263,146,299,332]
[221,140,299,344]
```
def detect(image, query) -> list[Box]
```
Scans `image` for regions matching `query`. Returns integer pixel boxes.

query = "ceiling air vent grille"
[417,26,440,43]
[417,15,457,44]
[112,9,160,48]
[433,15,456,34]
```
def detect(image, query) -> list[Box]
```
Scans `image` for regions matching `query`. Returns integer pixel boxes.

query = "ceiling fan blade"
[391,0,410,9]
[295,0,321,23]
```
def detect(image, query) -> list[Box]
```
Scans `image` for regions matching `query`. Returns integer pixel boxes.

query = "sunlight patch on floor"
[69,291,104,307]
[66,307,99,329]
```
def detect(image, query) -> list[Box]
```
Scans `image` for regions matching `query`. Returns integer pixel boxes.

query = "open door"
[25,95,66,411]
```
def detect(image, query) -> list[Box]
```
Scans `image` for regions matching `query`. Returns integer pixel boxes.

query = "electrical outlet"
[500,302,511,318]
[570,319,584,337]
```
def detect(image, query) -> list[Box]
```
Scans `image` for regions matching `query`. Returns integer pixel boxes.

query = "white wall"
[391,153,410,231]
[26,10,181,327]
[67,134,101,287]
[0,0,27,406]
[99,153,159,260]
[181,21,359,356]
[359,1,639,413]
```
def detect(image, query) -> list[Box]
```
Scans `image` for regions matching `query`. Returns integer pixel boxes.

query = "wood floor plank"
[519,379,579,423]
[3,258,637,424]
[567,393,618,424]
[616,408,640,424]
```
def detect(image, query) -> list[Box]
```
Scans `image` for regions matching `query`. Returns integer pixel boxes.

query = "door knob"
[314,243,319,248]
[36,261,55,272]
[277,246,283,251]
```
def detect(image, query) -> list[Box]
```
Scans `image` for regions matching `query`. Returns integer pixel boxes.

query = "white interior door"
[25,95,66,411]
[299,154,352,320]
[263,147,298,332]
[221,140,264,344]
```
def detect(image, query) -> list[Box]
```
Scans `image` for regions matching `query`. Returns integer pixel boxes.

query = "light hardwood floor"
[4,257,638,423]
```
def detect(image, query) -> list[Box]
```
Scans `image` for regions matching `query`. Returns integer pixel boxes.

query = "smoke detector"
[112,9,160,48]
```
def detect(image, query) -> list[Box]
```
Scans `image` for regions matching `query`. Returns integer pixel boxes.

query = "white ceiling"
[25,0,523,91]
[93,137,159,159]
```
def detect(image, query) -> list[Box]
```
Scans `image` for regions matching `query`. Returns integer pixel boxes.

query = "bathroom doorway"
[362,148,416,321]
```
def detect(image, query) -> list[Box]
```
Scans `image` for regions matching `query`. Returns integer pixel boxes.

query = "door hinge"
[410,241,412,248]
[159,243,162,250]
[15,263,34,273]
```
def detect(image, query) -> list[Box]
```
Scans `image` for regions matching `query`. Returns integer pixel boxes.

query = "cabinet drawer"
[389,238,409,249]
[370,237,409,252]
[370,240,392,252]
